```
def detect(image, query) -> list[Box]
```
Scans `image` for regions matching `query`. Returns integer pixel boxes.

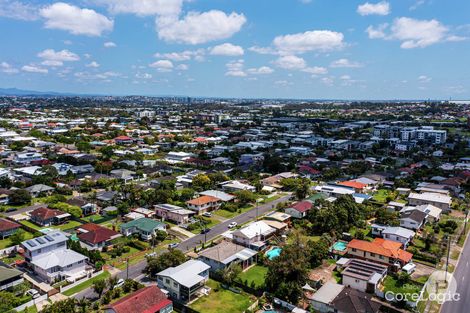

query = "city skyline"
[1,0,469,99]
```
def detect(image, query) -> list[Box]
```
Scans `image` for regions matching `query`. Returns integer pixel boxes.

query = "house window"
[379,255,384,260]
[370,253,376,257]
[352,248,357,252]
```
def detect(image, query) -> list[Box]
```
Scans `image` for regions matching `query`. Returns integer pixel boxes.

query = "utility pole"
[464,210,468,236]
[126,258,129,280]
[445,235,451,284]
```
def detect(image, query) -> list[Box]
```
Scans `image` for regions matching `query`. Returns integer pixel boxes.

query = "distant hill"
[0,88,76,96]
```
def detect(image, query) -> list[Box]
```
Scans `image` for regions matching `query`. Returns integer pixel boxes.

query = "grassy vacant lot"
[62,271,110,296]
[372,189,394,203]
[214,204,253,219]
[190,279,255,313]
[237,265,268,288]
[189,217,221,234]
[382,276,423,296]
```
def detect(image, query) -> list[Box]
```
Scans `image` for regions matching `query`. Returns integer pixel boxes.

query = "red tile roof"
[347,238,413,263]
[114,136,133,141]
[104,285,171,313]
[77,223,120,244]
[0,218,21,232]
[338,180,367,189]
[290,201,313,213]
[30,207,64,220]
[186,195,220,206]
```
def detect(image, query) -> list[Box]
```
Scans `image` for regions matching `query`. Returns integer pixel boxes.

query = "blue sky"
[0,0,469,99]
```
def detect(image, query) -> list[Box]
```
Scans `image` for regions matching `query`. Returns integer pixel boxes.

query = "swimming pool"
[332,241,347,252]
[266,247,282,260]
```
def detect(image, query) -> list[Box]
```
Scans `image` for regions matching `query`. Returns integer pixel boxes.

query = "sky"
[0,0,469,100]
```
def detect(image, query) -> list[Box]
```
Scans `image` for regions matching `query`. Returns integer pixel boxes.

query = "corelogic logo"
[385,270,460,304]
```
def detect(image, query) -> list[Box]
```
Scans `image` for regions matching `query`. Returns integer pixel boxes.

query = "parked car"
[25,289,39,299]
[202,212,212,217]
[114,278,125,289]
[228,222,238,229]
[168,243,179,249]
[6,208,16,213]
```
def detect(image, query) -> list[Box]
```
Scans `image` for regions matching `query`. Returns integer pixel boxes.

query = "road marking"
[467,261,468,267]
[462,276,465,282]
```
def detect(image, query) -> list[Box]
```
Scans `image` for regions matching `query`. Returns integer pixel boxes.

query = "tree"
[42,298,78,313]
[144,249,187,277]
[375,208,399,226]
[9,189,31,205]
[92,278,106,298]
[9,229,25,245]
[76,141,91,152]
[107,276,118,290]
[0,176,12,188]
[180,188,195,201]
[192,174,211,191]
[220,263,242,286]
[234,190,257,205]
[265,232,309,303]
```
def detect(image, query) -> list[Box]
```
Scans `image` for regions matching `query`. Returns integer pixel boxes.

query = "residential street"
[4,204,44,217]
[440,231,470,313]
[73,194,290,300]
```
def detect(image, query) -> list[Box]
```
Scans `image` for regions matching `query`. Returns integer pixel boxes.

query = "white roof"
[311,281,344,304]
[31,249,88,270]
[200,190,235,202]
[234,221,274,239]
[158,260,210,288]
[409,192,451,205]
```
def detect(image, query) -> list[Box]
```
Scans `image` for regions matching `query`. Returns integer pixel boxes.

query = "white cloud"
[0,62,19,74]
[366,24,388,39]
[274,80,292,86]
[302,66,328,74]
[357,1,390,16]
[410,0,426,11]
[135,72,153,79]
[391,17,448,48]
[154,49,205,62]
[149,59,174,72]
[274,55,306,70]
[321,77,334,86]
[247,66,274,75]
[273,30,345,54]
[176,64,189,71]
[0,0,39,21]
[210,43,244,56]
[21,64,48,74]
[248,46,277,55]
[40,2,113,37]
[101,0,183,17]
[368,18,460,49]
[418,75,432,83]
[156,10,246,45]
[330,58,363,68]
[104,41,117,48]
[74,71,124,80]
[225,59,246,77]
[340,75,351,80]
[37,49,80,67]
[86,61,100,68]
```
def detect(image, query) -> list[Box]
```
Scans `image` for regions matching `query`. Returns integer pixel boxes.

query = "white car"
[228,222,238,229]
[202,212,212,217]
[114,278,125,289]
[25,289,39,299]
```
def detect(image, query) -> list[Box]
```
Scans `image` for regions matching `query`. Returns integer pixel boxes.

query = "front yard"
[62,271,111,296]
[382,275,424,296]
[190,279,256,313]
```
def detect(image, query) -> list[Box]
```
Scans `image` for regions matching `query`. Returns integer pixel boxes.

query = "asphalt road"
[4,204,44,217]
[441,230,470,313]
[176,194,291,253]
[72,194,291,300]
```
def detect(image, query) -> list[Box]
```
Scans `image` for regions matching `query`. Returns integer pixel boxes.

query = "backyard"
[190,279,255,313]
[237,265,268,288]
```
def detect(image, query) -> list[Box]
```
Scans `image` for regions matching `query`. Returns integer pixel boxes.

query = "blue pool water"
[266,247,282,260]
[332,241,347,251]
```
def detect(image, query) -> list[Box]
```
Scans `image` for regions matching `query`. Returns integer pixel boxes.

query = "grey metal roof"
[158,260,210,288]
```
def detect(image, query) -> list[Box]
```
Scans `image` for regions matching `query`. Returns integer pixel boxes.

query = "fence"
[13,294,48,312]
[0,245,17,257]
[59,269,104,293]
[172,300,200,313]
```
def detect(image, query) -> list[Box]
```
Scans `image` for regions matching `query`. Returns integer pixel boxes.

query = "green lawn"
[19,220,82,231]
[237,265,268,288]
[19,220,42,231]
[0,230,34,249]
[214,204,254,219]
[189,218,221,234]
[62,271,110,296]
[382,276,423,296]
[372,189,394,203]
[82,214,102,222]
[190,279,255,313]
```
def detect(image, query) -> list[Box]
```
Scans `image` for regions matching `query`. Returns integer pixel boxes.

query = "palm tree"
[107,276,118,290]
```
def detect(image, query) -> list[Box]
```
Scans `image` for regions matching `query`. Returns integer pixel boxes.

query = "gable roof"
[120,218,165,233]
[338,181,367,189]
[30,207,66,220]
[158,260,210,288]
[332,287,382,313]
[400,210,427,223]
[186,195,220,206]
[289,200,313,213]
[104,285,171,313]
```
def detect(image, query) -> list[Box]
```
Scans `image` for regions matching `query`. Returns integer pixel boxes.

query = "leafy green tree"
[234,190,257,205]
[76,141,91,152]
[192,174,211,191]
[92,278,106,298]
[9,229,25,245]
[9,189,31,205]
[41,298,78,313]
[144,249,187,278]
[220,263,242,286]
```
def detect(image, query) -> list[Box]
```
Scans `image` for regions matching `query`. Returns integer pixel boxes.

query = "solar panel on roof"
[26,240,37,247]
[44,235,54,242]
[35,237,46,244]
[52,233,61,237]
